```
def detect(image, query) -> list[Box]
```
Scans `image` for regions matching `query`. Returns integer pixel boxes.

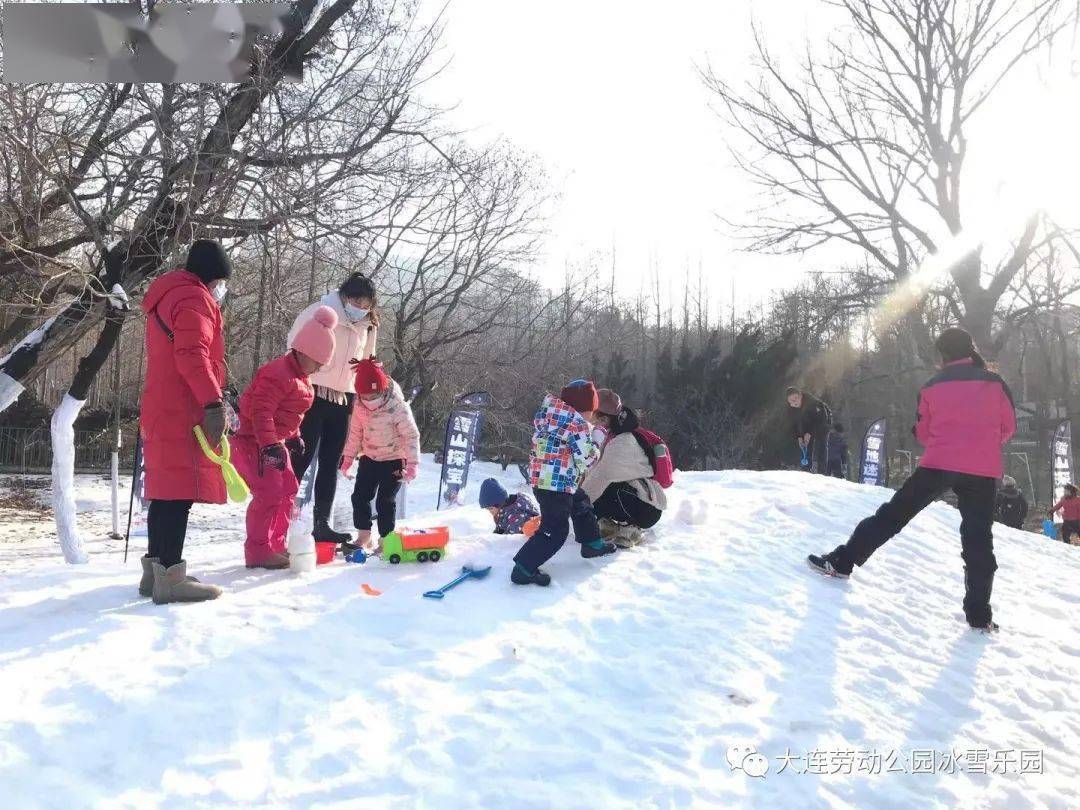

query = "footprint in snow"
[726,690,755,707]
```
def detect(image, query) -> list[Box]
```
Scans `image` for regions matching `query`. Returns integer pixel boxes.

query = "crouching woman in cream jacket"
[581,407,666,545]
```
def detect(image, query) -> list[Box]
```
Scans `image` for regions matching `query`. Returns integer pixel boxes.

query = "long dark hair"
[339,272,377,303]
[935,327,985,369]
[609,406,640,436]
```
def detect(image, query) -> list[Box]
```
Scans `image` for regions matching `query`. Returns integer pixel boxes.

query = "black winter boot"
[963,567,996,631]
[312,500,351,544]
[581,538,617,559]
[807,547,853,578]
[511,563,551,586]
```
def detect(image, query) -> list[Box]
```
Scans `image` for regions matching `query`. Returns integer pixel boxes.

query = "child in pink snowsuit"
[233,306,338,568]
[339,358,421,549]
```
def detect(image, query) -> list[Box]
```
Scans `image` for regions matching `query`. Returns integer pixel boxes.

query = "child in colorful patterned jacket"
[479,478,539,535]
[511,379,617,587]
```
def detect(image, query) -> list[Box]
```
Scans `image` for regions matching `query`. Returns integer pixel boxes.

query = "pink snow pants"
[232,435,299,566]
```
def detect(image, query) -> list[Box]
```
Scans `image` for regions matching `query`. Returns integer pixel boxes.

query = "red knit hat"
[559,379,599,415]
[353,358,389,394]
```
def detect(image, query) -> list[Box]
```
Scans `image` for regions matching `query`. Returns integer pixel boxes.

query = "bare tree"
[705,0,1077,358]
[373,143,550,411]
[0,0,436,410]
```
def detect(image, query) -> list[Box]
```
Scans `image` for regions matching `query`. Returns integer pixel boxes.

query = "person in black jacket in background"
[993,476,1028,530]
[826,423,849,479]
[786,386,832,474]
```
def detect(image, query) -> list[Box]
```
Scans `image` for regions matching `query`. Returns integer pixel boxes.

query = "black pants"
[293,394,353,520]
[514,487,601,571]
[799,431,828,474]
[351,457,403,538]
[833,467,997,626]
[147,499,194,567]
[592,482,662,529]
[826,458,845,479]
[1062,520,1080,544]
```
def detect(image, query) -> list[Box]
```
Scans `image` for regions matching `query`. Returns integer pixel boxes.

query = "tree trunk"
[52,306,128,564]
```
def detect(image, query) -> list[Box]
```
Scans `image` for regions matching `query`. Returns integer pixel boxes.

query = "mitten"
[202,401,226,446]
[259,443,288,476]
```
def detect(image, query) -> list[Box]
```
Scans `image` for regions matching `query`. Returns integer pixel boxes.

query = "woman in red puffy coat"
[138,240,232,604]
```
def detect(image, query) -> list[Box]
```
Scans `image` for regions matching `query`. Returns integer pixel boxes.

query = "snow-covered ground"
[2,459,1079,808]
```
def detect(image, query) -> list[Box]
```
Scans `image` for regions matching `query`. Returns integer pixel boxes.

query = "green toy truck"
[381,527,450,564]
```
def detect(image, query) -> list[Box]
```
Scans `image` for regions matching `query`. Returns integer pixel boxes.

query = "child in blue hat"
[479,478,540,535]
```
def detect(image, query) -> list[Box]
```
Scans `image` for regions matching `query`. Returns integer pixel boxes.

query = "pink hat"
[290,305,338,366]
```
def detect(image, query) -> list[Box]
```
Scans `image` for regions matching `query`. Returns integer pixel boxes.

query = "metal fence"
[0,426,137,473]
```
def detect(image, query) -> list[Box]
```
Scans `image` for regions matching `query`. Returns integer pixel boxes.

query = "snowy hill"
[1,461,1079,807]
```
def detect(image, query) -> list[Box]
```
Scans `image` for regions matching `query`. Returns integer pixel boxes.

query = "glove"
[284,435,305,456]
[339,455,356,478]
[202,401,226,447]
[258,443,287,476]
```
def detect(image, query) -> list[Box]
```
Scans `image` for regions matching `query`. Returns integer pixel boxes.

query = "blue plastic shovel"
[423,565,492,599]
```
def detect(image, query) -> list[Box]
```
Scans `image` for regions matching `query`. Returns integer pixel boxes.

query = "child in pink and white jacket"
[338,358,420,550]
[232,305,338,569]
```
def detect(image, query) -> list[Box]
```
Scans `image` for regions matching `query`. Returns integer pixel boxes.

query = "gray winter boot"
[598,518,620,539]
[139,556,157,597]
[599,519,642,549]
[140,556,199,597]
[151,561,222,605]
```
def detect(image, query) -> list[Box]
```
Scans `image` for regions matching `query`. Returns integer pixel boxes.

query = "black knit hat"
[935,327,976,363]
[186,240,232,284]
[339,272,376,302]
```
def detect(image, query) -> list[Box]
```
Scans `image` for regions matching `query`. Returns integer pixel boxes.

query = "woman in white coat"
[287,273,378,543]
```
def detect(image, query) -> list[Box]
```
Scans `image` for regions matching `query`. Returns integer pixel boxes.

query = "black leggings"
[293,394,353,516]
[834,467,997,626]
[352,457,403,538]
[592,482,662,529]
[147,499,194,567]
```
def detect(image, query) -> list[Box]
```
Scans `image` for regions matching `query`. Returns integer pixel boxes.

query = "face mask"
[343,303,369,322]
[211,282,227,303]
[361,395,382,410]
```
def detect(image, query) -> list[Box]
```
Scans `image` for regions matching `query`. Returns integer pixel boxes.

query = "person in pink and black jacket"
[808,327,1016,633]
[1049,484,1080,544]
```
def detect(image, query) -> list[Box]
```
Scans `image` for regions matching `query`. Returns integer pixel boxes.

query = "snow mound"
[1,465,1079,807]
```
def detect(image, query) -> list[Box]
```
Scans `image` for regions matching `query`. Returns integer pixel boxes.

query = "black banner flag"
[860,418,887,487]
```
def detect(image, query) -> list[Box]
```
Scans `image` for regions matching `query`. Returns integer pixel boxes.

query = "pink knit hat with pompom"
[290,305,338,366]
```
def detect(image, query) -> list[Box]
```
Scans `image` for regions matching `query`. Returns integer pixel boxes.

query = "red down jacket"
[915,358,1016,479]
[139,270,227,503]
[236,352,314,448]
